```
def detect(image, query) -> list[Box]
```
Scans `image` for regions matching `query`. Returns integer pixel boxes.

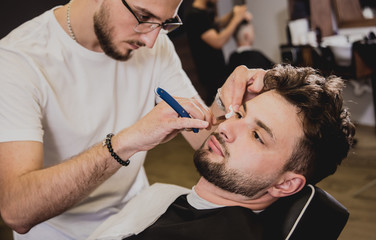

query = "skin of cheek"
[105,1,140,43]
[225,139,287,179]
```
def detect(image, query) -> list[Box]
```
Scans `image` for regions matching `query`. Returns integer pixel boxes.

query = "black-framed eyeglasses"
[121,0,182,33]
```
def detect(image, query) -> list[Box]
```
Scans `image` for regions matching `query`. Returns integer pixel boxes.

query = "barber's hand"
[220,66,266,112]
[244,11,253,22]
[232,5,250,23]
[116,97,212,154]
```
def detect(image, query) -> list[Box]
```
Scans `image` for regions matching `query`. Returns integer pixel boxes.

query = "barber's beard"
[193,133,274,199]
[93,3,141,61]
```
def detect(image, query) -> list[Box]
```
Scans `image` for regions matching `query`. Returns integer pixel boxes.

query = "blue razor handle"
[156,87,199,133]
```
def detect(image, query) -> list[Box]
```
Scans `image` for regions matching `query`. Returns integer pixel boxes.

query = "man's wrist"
[103,133,130,166]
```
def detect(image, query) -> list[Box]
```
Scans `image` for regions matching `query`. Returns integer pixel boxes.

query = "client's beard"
[193,133,274,198]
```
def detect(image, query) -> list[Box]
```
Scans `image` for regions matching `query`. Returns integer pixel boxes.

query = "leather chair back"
[260,184,349,240]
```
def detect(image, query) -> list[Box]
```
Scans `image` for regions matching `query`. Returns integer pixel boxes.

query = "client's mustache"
[212,132,230,158]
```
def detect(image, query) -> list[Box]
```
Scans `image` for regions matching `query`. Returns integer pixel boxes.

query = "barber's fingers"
[168,117,209,131]
[174,97,215,127]
[245,11,253,22]
[221,66,266,112]
[233,5,249,23]
[156,100,209,134]
[233,5,247,15]
[118,101,209,153]
[221,65,250,111]
[244,68,266,101]
[237,67,266,110]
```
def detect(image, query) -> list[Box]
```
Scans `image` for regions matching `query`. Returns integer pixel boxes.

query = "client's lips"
[208,135,224,157]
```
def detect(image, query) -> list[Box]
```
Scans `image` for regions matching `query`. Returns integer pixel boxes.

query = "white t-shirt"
[0,7,197,240]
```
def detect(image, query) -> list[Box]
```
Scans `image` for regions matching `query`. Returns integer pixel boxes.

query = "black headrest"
[259,184,349,240]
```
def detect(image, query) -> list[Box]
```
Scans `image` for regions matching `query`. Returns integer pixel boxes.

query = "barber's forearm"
[0,142,123,234]
[206,18,240,49]
[216,11,233,29]
[218,18,241,45]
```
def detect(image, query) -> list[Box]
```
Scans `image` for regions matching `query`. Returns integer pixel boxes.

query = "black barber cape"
[125,195,264,240]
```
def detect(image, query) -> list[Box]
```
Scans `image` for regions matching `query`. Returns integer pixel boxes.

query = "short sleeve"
[0,48,44,142]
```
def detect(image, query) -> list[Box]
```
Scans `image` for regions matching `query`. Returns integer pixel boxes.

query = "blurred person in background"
[228,19,274,74]
[185,0,251,105]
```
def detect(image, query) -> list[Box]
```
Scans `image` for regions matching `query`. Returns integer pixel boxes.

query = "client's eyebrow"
[256,119,274,140]
[243,103,274,140]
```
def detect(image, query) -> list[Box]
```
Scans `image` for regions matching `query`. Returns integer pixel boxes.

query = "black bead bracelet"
[104,133,130,166]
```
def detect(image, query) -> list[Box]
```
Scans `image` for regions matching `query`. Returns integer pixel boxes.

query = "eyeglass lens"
[134,22,180,33]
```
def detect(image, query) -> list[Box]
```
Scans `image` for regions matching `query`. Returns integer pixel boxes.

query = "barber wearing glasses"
[0,0,264,239]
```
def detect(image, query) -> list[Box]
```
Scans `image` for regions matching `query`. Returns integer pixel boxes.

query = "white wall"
[244,0,289,63]
[343,80,375,126]
[217,0,237,61]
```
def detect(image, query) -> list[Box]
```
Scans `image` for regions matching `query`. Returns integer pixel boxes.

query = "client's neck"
[194,177,277,211]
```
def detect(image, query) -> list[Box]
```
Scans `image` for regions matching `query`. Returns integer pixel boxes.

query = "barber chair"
[260,184,349,240]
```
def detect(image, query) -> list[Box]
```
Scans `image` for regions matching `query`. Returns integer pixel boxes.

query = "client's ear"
[268,172,306,198]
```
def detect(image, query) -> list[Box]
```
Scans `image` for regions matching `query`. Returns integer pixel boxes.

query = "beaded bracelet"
[103,133,130,166]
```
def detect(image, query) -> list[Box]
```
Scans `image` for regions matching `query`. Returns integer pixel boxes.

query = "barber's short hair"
[263,64,355,184]
[233,20,251,42]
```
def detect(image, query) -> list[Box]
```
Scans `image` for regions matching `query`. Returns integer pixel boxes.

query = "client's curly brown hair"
[263,64,356,184]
